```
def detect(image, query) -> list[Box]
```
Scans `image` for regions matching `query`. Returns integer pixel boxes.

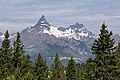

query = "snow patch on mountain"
[0,34,5,40]
[41,20,45,23]
[43,25,89,40]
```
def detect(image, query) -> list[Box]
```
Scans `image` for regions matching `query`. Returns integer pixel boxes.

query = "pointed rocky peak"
[68,23,87,32]
[39,15,45,21]
[34,15,50,28]
[69,23,85,29]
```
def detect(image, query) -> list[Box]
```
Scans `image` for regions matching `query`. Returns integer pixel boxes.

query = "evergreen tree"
[76,63,86,80]
[0,30,13,78]
[34,53,48,80]
[108,41,120,79]
[2,30,11,55]
[11,32,33,79]
[21,54,32,78]
[6,74,16,80]
[12,32,25,68]
[86,23,116,80]
[11,32,24,79]
[14,67,23,80]
[76,64,82,80]
[66,57,77,80]
[0,67,10,79]
[116,41,120,79]
[51,53,64,80]
[22,71,35,80]
[0,48,7,78]
[85,58,96,80]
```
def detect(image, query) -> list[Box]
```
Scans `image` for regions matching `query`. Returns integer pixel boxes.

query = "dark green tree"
[108,41,120,79]
[11,32,33,79]
[34,53,48,80]
[22,71,35,80]
[21,54,32,78]
[12,32,23,79]
[116,41,120,79]
[2,30,11,55]
[12,32,25,68]
[0,48,7,78]
[14,67,23,80]
[66,57,77,80]
[0,67,10,79]
[76,63,86,80]
[0,30,13,78]
[86,23,116,80]
[51,53,64,80]
[5,74,16,80]
[85,58,96,80]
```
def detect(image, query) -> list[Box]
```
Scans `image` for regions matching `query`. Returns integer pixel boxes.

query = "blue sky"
[0,0,120,34]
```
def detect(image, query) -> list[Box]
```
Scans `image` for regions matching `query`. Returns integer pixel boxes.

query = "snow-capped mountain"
[0,15,119,65]
[22,15,96,41]
[19,15,96,65]
[21,15,96,48]
[0,15,99,65]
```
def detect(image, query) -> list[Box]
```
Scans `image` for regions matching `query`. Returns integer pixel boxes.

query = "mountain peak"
[40,15,45,21]
[34,15,50,27]
[69,23,85,29]
[38,15,46,23]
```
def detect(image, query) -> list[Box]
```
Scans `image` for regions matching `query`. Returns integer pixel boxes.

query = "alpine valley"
[0,15,120,66]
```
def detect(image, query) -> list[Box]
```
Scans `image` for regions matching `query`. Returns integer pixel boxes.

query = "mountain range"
[0,15,120,66]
